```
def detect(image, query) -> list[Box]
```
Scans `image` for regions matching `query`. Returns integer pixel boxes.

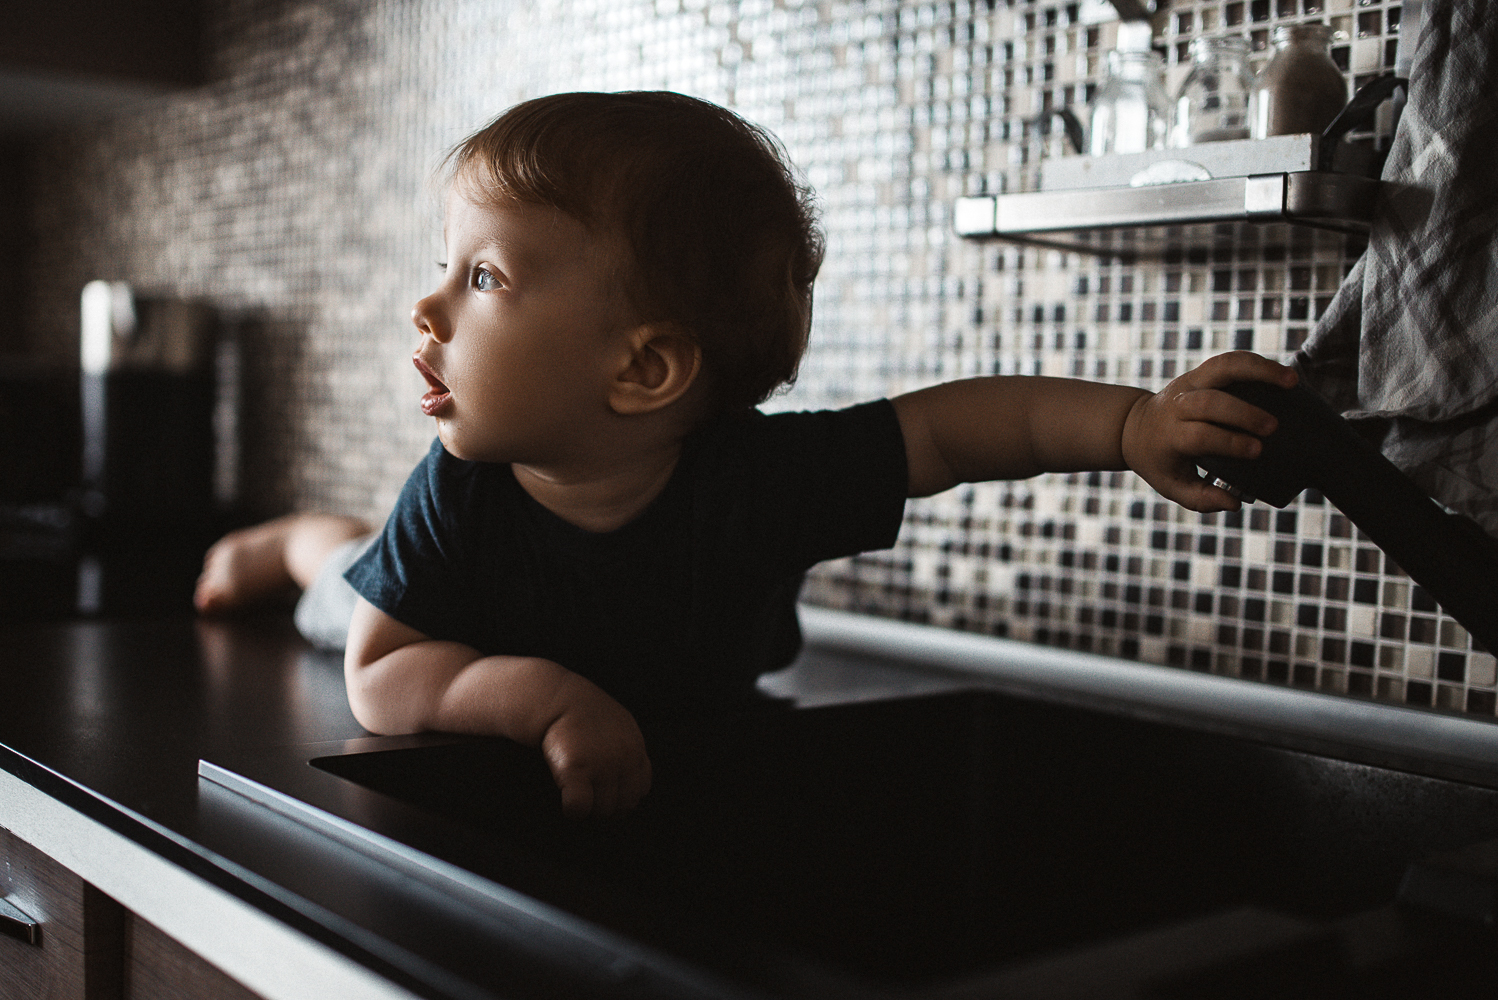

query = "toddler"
[199,91,1295,818]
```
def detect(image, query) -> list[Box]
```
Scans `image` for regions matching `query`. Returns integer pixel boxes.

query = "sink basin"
[286,690,1498,991]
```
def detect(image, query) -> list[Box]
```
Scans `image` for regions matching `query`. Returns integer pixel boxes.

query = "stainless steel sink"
[202,686,1498,998]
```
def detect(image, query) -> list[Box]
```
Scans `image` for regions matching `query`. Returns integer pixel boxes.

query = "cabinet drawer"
[124,915,266,1000]
[0,825,123,1000]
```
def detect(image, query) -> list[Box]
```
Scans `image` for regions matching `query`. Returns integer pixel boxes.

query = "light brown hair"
[445,91,824,414]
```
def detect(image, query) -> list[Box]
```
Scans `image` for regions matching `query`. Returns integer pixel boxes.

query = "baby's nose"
[411,296,452,342]
[412,300,435,333]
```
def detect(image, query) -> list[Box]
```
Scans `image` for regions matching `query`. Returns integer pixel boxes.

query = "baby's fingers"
[1148,450,1258,512]
[1184,350,1299,391]
[1170,388,1277,440]
[558,766,651,819]
[550,749,652,819]
[621,755,652,810]
[593,756,653,818]
[1167,473,1248,514]
[1174,410,1269,461]
[590,780,619,818]
[559,777,595,819]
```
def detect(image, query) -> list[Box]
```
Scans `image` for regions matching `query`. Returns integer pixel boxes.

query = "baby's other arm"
[891,351,1295,512]
[891,373,1151,496]
[344,598,651,817]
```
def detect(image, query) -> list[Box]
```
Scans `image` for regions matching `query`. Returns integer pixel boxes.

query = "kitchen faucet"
[1197,381,1498,654]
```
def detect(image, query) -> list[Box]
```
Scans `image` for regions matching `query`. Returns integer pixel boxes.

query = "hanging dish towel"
[1295,0,1498,536]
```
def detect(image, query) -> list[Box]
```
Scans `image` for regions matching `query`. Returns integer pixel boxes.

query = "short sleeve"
[343,438,479,642]
[717,399,909,572]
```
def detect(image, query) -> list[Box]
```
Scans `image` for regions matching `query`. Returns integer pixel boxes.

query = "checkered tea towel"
[1294,0,1498,536]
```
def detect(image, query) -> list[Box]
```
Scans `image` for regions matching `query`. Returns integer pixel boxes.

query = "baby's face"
[412,178,630,466]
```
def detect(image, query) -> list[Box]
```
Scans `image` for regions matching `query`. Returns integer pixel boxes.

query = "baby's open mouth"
[413,356,451,416]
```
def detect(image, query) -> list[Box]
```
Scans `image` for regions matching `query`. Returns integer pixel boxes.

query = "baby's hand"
[540,677,652,819]
[1121,351,1298,513]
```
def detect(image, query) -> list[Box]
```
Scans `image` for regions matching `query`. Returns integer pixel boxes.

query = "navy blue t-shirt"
[344,400,908,720]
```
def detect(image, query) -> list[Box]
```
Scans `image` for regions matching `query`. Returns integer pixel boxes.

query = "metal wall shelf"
[953,171,1382,260]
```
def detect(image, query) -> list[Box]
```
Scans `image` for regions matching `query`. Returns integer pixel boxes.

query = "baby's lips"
[412,355,448,392]
[413,355,453,417]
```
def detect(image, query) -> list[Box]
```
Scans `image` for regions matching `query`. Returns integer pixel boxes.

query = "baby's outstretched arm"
[891,350,1295,511]
[344,598,651,818]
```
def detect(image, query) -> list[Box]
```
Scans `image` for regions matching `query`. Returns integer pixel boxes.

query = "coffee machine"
[0,283,226,618]
[75,281,223,615]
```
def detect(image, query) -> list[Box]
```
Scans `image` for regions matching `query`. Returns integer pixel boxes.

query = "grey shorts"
[292,532,378,651]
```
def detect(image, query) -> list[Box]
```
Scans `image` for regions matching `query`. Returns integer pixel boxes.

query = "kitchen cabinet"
[123,912,265,1000]
[0,2,204,136]
[0,614,417,1000]
[0,827,266,1000]
[0,828,121,1000]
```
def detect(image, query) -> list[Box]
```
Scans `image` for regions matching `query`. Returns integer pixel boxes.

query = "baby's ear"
[609,323,702,416]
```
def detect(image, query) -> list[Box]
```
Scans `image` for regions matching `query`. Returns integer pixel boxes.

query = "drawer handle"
[0,895,40,945]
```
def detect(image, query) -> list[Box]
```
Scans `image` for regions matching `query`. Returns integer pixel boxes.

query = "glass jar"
[1250,23,1347,138]
[1088,47,1172,155]
[1170,35,1255,146]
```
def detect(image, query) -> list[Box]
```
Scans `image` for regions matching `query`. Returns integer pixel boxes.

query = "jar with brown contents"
[1250,23,1348,138]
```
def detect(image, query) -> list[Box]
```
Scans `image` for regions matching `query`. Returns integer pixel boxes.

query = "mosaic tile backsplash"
[19,0,1494,717]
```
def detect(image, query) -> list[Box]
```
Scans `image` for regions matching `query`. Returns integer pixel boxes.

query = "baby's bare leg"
[280,514,375,589]
[195,513,373,614]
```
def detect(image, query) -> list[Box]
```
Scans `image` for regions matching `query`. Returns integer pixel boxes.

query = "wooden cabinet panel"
[122,916,265,1000]
[0,826,123,1000]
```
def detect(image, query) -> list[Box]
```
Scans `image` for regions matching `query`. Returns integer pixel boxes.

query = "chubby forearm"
[892,376,1148,496]
[347,641,577,740]
[343,598,574,740]
[343,598,652,817]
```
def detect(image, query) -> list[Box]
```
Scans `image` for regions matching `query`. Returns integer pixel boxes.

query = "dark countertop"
[7,611,1498,1000]
[0,611,974,1000]
[0,613,453,998]
[0,611,962,835]
[0,612,367,831]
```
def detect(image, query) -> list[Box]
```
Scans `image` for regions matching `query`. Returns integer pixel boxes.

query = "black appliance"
[0,361,79,617]
[76,280,221,615]
[0,282,223,618]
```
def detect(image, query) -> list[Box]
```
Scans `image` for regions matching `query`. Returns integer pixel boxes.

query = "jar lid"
[1188,34,1251,58]
[1106,47,1164,68]
[1271,22,1336,45]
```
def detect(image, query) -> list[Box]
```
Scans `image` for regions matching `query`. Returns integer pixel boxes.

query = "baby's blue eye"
[474,268,500,292]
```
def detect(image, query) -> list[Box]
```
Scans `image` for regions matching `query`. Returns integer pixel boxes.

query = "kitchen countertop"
[0,610,972,838]
[0,610,981,1000]
[6,608,1498,999]
[0,612,413,998]
[1,613,365,829]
